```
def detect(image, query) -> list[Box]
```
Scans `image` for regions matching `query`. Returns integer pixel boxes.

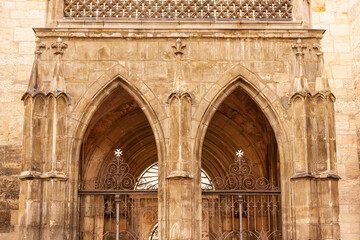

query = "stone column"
[166,92,198,240]
[19,38,46,240]
[41,37,69,240]
[289,40,340,239]
[163,38,201,240]
[289,39,317,239]
[311,45,340,240]
[289,39,312,177]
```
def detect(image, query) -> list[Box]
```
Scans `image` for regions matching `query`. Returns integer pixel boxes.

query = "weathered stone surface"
[0,0,359,239]
[0,145,21,234]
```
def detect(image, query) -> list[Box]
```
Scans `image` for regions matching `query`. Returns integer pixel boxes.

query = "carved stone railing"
[64,0,292,20]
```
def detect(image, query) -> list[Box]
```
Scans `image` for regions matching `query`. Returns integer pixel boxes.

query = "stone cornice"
[33,27,325,39]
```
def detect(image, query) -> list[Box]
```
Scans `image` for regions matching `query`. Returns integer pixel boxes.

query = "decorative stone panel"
[64,0,293,20]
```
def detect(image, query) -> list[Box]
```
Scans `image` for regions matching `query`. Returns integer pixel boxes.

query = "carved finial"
[313,44,330,93]
[291,39,309,93]
[313,44,323,55]
[172,38,186,56]
[292,39,307,56]
[26,38,46,92]
[51,37,68,55]
[34,37,46,55]
[50,37,67,93]
[172,38,187,91]
[291,39,308,78]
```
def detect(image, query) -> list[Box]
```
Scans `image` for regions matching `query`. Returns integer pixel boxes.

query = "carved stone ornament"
[313,44,331,93]
[64,0,293,20]
[167,91,193,104]
[172,38,188,90]
[50,38,68,93]
[172,38,186,56]
[26,38,46,93]
[291,38,309,94]
[51,37,68,55]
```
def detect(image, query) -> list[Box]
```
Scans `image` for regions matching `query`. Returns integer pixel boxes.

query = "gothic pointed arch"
[194,70,292,238]
[67,73,166,238]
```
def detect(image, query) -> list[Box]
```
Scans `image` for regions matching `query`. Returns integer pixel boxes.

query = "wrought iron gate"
[201,193,281,240]
[78,150,158,240]
[78,192,158,240]
[201,150,281,240]
[78,150,281,240]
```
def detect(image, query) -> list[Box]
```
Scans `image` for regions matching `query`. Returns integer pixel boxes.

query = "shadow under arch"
[67,73,166,238]
[194,73,292,238]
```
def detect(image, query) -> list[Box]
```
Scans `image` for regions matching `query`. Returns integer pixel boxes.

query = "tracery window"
[64,0,292,20]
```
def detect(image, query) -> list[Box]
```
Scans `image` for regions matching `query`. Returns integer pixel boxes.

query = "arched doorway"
[200,87,282,240]
[77,85,159,240]
[75,76,283,240]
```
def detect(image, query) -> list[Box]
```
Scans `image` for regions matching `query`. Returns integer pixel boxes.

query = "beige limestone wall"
[0,0,46,238]
[312,0,360,239]
[351,1,360,89]
[0,0,359,239]
[351,7,360,233]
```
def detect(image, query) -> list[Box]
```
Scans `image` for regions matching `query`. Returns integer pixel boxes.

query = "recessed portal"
[201,87,281,239]
[79,85,159,240]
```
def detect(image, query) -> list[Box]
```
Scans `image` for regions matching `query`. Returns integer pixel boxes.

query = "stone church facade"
[0,0,359,239]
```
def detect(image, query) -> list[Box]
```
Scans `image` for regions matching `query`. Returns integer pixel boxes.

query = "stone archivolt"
[64,0,293,20]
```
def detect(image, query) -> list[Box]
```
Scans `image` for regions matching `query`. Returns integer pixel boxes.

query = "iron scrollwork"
[96,151,138,190]
[208,150,279,191]
[82,149,157,190]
